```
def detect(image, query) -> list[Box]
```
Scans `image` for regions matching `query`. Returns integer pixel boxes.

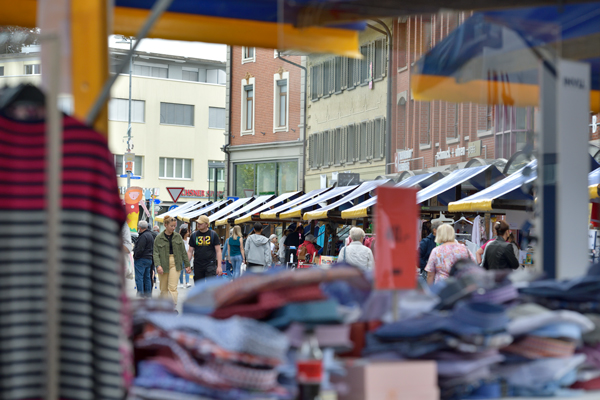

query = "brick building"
[225,47,304,197]
[390,13,537,176]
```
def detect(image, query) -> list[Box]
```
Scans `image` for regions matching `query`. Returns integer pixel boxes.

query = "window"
[108,99,145,123]
[374,38,386,79]
[208,167,225,181]
[360,45,369,84]
[242,47,255,63]
[114,154,143,177]
[276,79,288,128]
[234,160,298,197]
[159,157,192,179]
[487,105,493,131]
[208,107,226,129]
[182,69,199,82]
[0,66,4,76]
[133,64,168,78]
[397,21,407,69]
[421,102,431,145]
[243,83,254,132]
[160,102,194,126]
[207,69,226,84]
[334,57,343,93]
[515,107,527,130]
[25,64,40,75]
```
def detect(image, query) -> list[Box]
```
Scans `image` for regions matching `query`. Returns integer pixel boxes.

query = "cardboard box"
[332,360,439,400]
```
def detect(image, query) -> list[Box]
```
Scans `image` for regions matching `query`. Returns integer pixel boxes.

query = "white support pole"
[556,59,590,279]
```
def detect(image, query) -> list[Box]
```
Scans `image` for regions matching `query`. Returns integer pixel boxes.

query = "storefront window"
[234,160,298,197]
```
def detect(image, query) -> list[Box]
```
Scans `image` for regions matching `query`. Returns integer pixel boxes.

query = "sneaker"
[185,283,192,288]
[177,283,184,288]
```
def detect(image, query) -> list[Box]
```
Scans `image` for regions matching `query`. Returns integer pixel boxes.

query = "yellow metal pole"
[71,0,109,136]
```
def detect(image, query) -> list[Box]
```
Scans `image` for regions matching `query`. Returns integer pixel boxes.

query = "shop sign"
[375,187,418,290]
[395,149,413,172]
[119,186,159,196]
[468,140,482,157]
[435,145,466,160]
[181,189,225,198]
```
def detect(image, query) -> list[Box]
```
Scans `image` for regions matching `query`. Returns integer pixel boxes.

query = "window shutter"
[379,118,386,159]
[347,124,354,163]
[368,120,374,160]
[360,122,368,161]
[318,65,324,98]
[332,128,337,164]
[380,38,387,78]
[341,58,348,90]
[323,130,330,167]
[308,135,314,168]
[340,127,347,164]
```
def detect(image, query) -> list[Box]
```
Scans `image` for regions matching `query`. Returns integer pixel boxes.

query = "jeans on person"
[230,255,243,279]
[134,258,153,297]
[179,264,190,285]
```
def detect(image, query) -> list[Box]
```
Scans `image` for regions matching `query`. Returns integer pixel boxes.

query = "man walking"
[189,215,222,281]
[244,222,271,270]
[419,220,441,275]
[133,220,154,297]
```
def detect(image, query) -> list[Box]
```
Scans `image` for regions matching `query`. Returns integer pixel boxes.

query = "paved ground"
[125,270,196,313]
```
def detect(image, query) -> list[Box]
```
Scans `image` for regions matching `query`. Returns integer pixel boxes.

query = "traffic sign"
[168,205,179,211]
[166,187,185,203]
[124,152,136,163]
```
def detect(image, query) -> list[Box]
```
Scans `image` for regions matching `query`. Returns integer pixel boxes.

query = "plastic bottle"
[297,327,323,400]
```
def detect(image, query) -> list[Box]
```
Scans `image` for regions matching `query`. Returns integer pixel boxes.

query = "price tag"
[374,187,418,290]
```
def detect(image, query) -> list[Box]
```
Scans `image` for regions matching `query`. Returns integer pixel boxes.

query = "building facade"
[0,49,227,208]
[225,47,304,197]
[305,20,392,191]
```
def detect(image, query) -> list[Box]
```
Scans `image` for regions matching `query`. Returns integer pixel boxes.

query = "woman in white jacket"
[337,227,374,270]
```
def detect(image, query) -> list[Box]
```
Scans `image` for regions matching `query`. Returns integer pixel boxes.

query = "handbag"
[240,262,247,275]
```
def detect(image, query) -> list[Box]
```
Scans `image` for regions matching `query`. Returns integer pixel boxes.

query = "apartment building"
[0,48,227,207]
[305,19,392,191]
[225,47,303,197]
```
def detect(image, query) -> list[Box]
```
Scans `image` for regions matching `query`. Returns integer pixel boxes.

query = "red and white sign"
[166,187,185,203]
[374,186,419,290]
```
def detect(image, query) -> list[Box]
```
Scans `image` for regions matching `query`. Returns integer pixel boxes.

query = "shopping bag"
[125,253,134,280]
[240,262,247,275]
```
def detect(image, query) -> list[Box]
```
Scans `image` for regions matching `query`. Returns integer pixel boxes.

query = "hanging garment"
[472,216,482,246]
[0,114,126,399]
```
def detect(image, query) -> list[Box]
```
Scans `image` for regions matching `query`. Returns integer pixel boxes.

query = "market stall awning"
[417,165,504,205]
[178,199,231,223]
[204,198,254,224]
[448,160,537,212]
[154,200,206,223]
[260,188,332,220]
[340,172,443,219]
[279,185,358,220]
[411,3,600,112]
[303,180,389,220]
[110,0,364,57]
[234,192,302,224]
[590,168,600,199]
[215,195,276,226]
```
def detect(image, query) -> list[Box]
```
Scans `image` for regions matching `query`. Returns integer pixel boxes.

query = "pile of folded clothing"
[492,302,593,397]
[129,312,292,400]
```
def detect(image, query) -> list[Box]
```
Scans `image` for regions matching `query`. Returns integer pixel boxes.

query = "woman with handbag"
[227,225,246,278]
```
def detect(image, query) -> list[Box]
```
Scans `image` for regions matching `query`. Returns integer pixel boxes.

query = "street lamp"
[116,36,135,188]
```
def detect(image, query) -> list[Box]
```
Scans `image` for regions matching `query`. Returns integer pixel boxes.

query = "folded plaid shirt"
[168,330,281,367]
[502,336,576,359]
[136,337,279,391]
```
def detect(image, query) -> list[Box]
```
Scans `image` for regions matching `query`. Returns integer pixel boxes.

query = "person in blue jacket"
[419,220,441,274]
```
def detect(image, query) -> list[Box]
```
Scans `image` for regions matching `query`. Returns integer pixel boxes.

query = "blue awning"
[449,160,537,211]
[260,188,332,220]
[279,185,358,219]
[416,165,504,205]
[303,180,389,220]
[179,200,232,223]
[341,172,442,219]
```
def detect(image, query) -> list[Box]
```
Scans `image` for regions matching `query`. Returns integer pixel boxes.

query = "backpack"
[297,243,308,262]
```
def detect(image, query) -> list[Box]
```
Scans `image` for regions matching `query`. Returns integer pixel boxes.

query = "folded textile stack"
[128,313,292,400]
[364,300,511,399]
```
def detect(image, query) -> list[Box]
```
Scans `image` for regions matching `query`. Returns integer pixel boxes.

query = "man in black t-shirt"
[189,215,222,281]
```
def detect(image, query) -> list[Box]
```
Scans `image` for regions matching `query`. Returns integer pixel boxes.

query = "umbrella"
[412,3,600,112]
